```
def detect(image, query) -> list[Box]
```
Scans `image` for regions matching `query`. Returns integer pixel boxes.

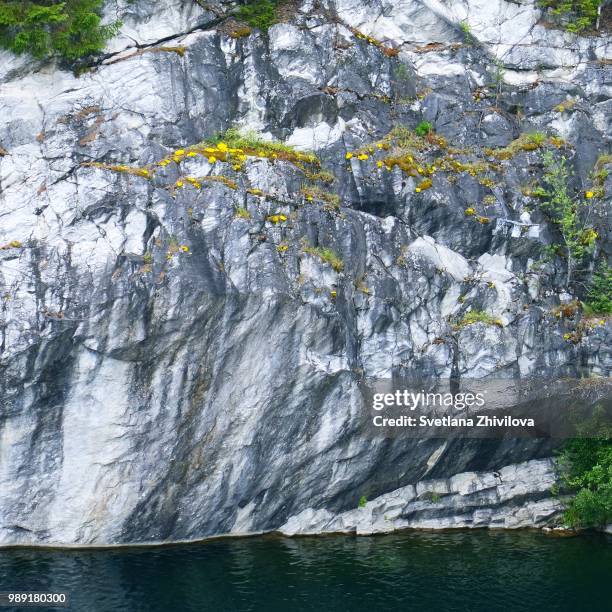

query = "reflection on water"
[0,530,610,611]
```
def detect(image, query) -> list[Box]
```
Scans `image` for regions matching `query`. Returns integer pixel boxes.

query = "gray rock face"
[0,0,609,545]
[280,458,565,534]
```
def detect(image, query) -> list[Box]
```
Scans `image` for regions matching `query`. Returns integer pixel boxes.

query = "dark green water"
[0,531,610,612]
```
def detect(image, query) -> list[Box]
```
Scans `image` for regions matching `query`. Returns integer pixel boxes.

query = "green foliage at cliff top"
[559,407,612,529]
[0,0,120,60]
[234,0,281,32]
[538,0,604,33]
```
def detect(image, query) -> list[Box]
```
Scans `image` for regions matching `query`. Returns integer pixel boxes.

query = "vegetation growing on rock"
[82,161,151,177]
[234,0,281,32]
[301,186,340,210]
[538,0,606,33]
[0,0,120,60]
[302,243,344,273]
[485,132,557,160]
[559,406,612,529]
[83,128,323,197]
[585,263,612,315]
[453,310,503,330]
[349,25,399,57]
[206,128,320,168]
[415,121,433,137]
[538,152,598,285]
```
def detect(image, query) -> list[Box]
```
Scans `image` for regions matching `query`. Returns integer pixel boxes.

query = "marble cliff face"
[0,0,610,545]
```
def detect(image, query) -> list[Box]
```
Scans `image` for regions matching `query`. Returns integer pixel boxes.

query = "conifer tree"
[0,0,119,61]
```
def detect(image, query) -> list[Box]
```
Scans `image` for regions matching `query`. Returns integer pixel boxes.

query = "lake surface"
[0,530,610,611]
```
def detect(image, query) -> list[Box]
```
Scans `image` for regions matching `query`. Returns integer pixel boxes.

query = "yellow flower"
[345,152,354,160]
[217,142,228,152]
[187,151,198,157]
[175,149,185,156]
[586,191,594,199]
[208,156,217,163]
[176,180,184,188]
[205,148,216,154]
[377,143,383,149]
[377,161,383,168]
[580,228,598,245]
[186,177,201,189]
[180,245,190,252]
[465,207,476,216]
[357,153,369,161]
[141,169,149,176]
[306,195,313,201]
[233,164,242,171]
[415,187,421,193]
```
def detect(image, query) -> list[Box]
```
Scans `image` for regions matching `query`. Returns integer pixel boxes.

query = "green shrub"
[559,408,612,528]
[358,495,367,508]
[539,152,598,285]
[585,263,612,315]
[526,132,547,147]
[415,121,433,137]
[234,0,280,32]
[459,20,473,44]
[538,0,604,33]
[0,0,120,60]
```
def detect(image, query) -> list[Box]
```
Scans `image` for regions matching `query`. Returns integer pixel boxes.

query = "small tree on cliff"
[538,1,606,32]
[539,152,598,286]
[0,0,119,60]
